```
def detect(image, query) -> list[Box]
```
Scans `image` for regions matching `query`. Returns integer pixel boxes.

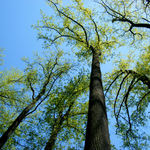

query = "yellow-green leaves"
[43,71,89,148]
[35,0,117,63]
[75,0,82,3]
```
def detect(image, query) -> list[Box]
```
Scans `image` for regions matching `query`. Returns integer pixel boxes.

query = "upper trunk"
[44,123,62,150]
[45,100,75,150]
[84,47,111,150]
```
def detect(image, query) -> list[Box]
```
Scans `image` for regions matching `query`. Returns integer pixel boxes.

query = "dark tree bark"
[45,100,74,150]
[84,46,111,150]
[44,121,62,150]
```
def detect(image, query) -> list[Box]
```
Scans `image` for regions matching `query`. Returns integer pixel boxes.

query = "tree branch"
[48,0,89,47]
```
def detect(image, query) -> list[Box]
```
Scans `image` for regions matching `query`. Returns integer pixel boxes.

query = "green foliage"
[34,0,118,63]
[0,69,29,149]
[44,72,89,149]
[0,49,78,149]
[136,45,150,77]
[0,69,26,125]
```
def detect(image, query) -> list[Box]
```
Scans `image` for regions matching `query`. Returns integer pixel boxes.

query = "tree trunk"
[0,102,36,149]
[44,124,62,150]
[0,70,53,148]
[45,100,75,150]
[84,47,111,150]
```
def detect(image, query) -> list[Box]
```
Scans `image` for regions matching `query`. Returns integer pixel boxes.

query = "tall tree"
[10,71,89,149]
[0,69,25,149]
[36,0,117,149]
[0,50,71,149]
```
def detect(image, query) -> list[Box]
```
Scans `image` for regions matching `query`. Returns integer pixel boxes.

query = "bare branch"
[112,18,150,29]
[27,78,35,100]
[121,77,137,132]
[98,0,150,31]
[99,0,125,18]
[105,71,124,96]
[114,73,130,126]
[123,70,150,89]
[90,15,100,43]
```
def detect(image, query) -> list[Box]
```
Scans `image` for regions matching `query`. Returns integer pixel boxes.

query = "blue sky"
[0,0,50,70]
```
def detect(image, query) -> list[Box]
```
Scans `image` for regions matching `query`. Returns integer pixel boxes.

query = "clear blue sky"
[0,0,50,70]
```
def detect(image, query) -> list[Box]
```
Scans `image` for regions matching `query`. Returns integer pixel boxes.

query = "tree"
[35,0,117,149]
[95,0,150,148]
[0,50,71,149]
[97,0,150,43]
[0,69,25,149]
[11,71,89,150]
[44,72,88,150]
[3,0,150,149]
[103,47,150,149]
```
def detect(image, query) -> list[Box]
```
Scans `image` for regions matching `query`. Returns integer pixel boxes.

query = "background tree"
[0,50,72,149]
[0,69,25,149]
[44,72,88,150]
[11,71,89,150]
[103,46,150,149]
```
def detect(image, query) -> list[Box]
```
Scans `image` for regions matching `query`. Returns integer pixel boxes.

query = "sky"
[0,0,51,70]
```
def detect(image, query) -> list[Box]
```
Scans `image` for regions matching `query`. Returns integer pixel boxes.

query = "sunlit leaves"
[0,49,75,149]
[34,0,117,64]
[136,45,150,77]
